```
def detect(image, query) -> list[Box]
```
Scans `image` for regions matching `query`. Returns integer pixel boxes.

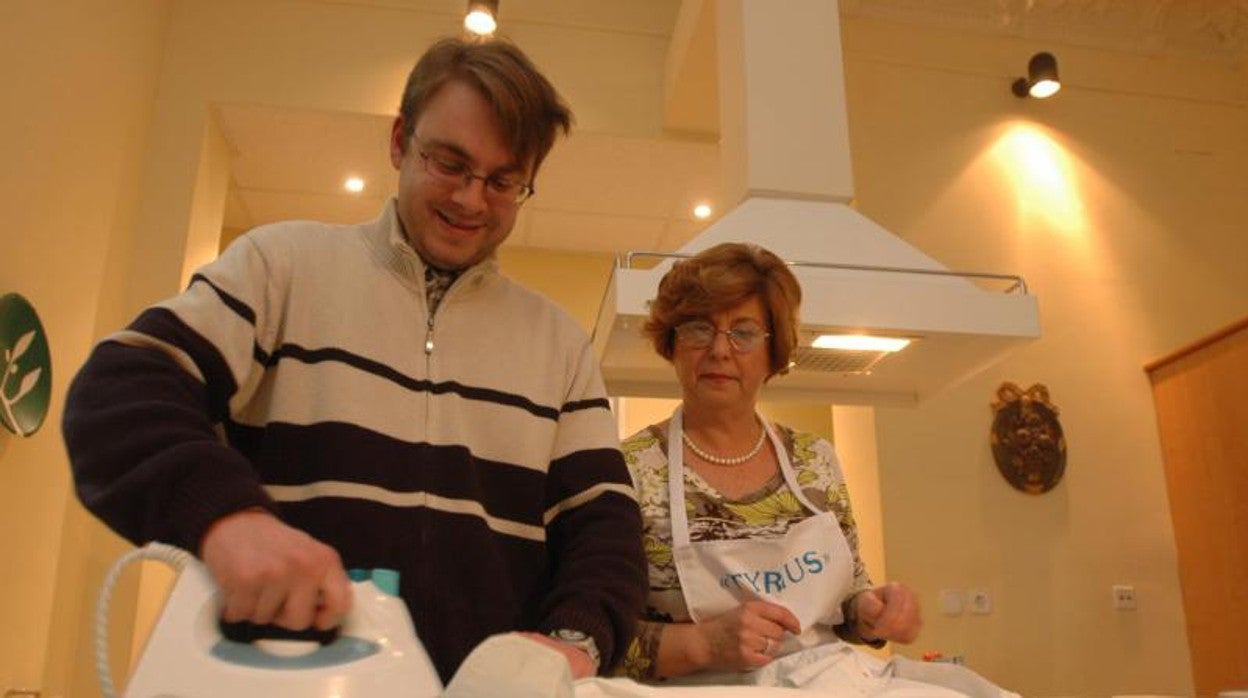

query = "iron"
[114,551,442,697]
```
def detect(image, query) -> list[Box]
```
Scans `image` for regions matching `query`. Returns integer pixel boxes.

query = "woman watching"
[618,242,923,685]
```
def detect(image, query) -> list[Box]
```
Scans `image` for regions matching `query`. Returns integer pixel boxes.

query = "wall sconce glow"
[693,203,713,219]
[993,124,1085,234]
[464,0,498,36]
[813,334,911,352]
[344,176,365,193]
[1012,52,1061,99]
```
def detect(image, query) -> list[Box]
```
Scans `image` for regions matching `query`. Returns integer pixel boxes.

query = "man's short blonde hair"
[398,38,572,177]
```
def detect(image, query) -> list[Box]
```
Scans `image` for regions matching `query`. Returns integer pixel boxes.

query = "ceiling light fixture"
[344,176,365,193]
[1012,52,1061,99]
[693,203,713,220]
[464,0,498,37]
[812,334,912,353]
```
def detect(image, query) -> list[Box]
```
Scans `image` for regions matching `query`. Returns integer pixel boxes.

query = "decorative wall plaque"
[1,293,52,437]
[990,382,1066,494]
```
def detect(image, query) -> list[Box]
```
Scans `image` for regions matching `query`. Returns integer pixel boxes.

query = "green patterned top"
[617,418,875,681]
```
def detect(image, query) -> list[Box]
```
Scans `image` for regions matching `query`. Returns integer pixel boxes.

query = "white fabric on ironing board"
[440,636,1011,698]
[577,643,1022,697]
[444,634,573,698]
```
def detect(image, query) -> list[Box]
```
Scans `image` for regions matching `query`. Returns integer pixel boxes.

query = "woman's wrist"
[684,621,713,670]
[856,617,879,642]
[843,591,886,647]
[651,621,710,679]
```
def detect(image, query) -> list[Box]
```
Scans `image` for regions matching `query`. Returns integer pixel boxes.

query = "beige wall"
[180,112,233,288]
[0,1,172,694]
[498,247,617,332]
[843,16,1247,698]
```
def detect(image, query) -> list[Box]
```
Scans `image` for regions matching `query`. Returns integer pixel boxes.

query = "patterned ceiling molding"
[841,0,1248,63]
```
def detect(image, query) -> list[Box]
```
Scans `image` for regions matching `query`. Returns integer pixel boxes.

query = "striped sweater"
[63,200,646,681]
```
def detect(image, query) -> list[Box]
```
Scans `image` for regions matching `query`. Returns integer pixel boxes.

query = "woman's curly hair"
[644,243,801,378]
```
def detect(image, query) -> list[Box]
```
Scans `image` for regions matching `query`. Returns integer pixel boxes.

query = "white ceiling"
[216,104,722,254]
[217,0,1247,255]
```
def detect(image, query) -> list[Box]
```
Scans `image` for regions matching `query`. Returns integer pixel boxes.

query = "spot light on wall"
[1011,52,1061,99]
[991,123,1086,237]
[464,0,499,37]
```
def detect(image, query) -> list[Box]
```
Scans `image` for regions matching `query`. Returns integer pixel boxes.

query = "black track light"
[1012,52,1061,99]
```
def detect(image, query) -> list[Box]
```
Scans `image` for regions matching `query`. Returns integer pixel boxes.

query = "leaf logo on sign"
[0,293,52,437]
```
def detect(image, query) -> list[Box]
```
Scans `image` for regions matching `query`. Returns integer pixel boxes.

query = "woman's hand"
[853,582,922,644]
[689,599,802,672]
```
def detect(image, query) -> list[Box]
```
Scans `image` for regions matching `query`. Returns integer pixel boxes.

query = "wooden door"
[1146,318,1248,697]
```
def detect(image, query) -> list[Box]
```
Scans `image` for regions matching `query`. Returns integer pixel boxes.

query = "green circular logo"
[0,293,52,436]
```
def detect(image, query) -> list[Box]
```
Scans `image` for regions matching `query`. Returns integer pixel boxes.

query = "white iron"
[97,544,443,698]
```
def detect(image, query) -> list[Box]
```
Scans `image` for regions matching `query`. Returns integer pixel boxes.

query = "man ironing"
[63,37,645,683]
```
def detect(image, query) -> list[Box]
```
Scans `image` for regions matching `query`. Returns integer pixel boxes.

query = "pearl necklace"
[682,420,767,466]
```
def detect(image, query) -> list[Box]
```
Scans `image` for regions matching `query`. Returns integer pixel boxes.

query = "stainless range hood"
[592,0,1040,405]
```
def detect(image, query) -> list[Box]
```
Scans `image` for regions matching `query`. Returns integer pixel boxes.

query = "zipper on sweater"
[422,268,476,356]
[419,272,436,643]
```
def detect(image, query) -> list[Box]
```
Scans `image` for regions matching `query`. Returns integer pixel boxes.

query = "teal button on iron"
[370,568,400,596]
[344,567,400,595]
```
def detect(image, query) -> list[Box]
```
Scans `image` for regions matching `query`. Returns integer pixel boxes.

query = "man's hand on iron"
[200,509,353,631]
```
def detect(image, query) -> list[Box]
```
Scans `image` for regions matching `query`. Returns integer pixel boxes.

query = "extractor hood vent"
[791,346,891,375]
[590,1,1042,405]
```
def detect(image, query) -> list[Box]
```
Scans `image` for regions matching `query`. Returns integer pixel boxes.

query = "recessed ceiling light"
[812,334,912,352]
[344,176,365,193]
[464,0,498,36]
[693,203,713,219]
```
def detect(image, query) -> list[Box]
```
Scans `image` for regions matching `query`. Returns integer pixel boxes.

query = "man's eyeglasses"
[416,145,534,205]
[674,320,771,353]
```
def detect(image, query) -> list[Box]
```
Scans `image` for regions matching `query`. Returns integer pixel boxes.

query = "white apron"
[667,407,855,647]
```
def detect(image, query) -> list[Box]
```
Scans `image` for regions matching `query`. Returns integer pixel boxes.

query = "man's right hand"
[199,509,353,631]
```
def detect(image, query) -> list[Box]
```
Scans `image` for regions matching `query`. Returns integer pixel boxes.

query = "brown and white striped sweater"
[63,200,646,682]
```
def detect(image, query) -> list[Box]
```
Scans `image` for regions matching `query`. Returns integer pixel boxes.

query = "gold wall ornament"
[990,382,1066,494]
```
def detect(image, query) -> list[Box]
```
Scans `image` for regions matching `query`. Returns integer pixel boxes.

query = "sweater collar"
[374,197,500,288]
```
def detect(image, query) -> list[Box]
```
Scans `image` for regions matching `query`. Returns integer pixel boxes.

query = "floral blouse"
[617,419,875,681]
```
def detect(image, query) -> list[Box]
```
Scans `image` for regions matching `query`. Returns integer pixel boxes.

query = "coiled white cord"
[95,542,194,698]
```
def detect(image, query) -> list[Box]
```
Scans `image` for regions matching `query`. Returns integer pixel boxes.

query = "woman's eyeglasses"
[674,320,771,353]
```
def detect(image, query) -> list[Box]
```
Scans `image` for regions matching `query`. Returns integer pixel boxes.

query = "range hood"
[592,0,1040,405]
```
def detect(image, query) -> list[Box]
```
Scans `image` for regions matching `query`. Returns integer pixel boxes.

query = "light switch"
[938,589,964,616]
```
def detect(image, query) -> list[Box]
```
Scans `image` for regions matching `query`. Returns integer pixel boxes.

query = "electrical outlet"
[969,588,992,614]
[1112,584,1136,610]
